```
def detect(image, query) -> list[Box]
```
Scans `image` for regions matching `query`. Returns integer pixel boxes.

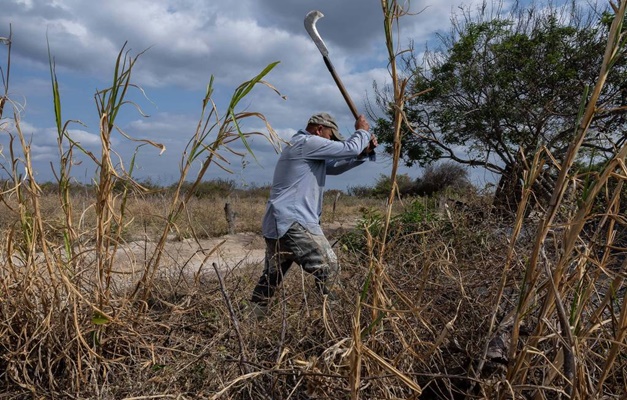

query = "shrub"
[369,173,415,198]
[412,162,471,196]
[173,178,236,199]
[347,184,374,197]
[236,183,271,199]
[394,198,438,225]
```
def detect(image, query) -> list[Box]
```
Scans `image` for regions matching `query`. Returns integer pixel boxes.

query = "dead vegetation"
[1,1,627,398]
[1,181,625,399]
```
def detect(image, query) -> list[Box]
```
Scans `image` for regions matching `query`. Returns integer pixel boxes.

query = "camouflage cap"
[308,112,345,141]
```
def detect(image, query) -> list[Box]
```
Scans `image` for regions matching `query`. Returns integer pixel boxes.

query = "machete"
[304,10,359,120]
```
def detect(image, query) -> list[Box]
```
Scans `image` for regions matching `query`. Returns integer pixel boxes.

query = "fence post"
[224,202,236,234]
[332,192,341,223]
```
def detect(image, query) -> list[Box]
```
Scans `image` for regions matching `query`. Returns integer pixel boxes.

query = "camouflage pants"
[251,222,338,305]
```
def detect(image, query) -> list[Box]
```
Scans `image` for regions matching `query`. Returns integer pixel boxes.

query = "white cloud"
[0,0,568,189]
[66,129,101,147]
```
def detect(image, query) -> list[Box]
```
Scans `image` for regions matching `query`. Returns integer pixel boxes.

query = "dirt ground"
[108,220,358,287]
[106,232,266,288]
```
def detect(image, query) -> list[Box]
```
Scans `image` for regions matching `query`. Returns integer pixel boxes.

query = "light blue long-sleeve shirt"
[261,128,373,239]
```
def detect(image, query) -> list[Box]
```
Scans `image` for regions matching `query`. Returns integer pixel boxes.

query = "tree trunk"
[492,159,557,218]
[492,162,522,218]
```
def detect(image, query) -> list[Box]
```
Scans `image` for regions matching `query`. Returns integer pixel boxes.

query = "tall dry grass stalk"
[1,1,626,398]
[345,1,627,399]
[505,2,627,398]
[346,1,426,399]
[0,33,283,396]
[129,62,282,302]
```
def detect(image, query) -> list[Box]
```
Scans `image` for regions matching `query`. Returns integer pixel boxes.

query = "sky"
[0,0,518,191]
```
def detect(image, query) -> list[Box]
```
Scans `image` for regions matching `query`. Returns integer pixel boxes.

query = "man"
[249,112,377,318]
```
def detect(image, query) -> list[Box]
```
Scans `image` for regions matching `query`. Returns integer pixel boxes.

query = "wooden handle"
[323,55,375,155]
[323,56,359,120]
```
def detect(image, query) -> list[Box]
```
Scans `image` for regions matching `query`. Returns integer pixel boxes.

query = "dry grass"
[0,188,395,399]
[3,184,625,399]
[0,191,382,242]
[1,1,627,398]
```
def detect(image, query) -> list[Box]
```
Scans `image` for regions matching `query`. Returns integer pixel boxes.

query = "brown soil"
[108,220,357,286]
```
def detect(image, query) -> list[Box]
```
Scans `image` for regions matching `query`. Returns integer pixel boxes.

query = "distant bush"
[30,180,94,197]
[412,162,471,197]
[325,189,344,199]
[346,184,374,197]
[348,166,472,199]
[348,173,415,198]
[135,178,166,192]
[174,178,236,199]
[235,183,272,199]
[372,173,414,198]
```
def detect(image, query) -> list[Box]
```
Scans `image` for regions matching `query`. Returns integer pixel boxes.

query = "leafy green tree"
[374,1,627,212]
